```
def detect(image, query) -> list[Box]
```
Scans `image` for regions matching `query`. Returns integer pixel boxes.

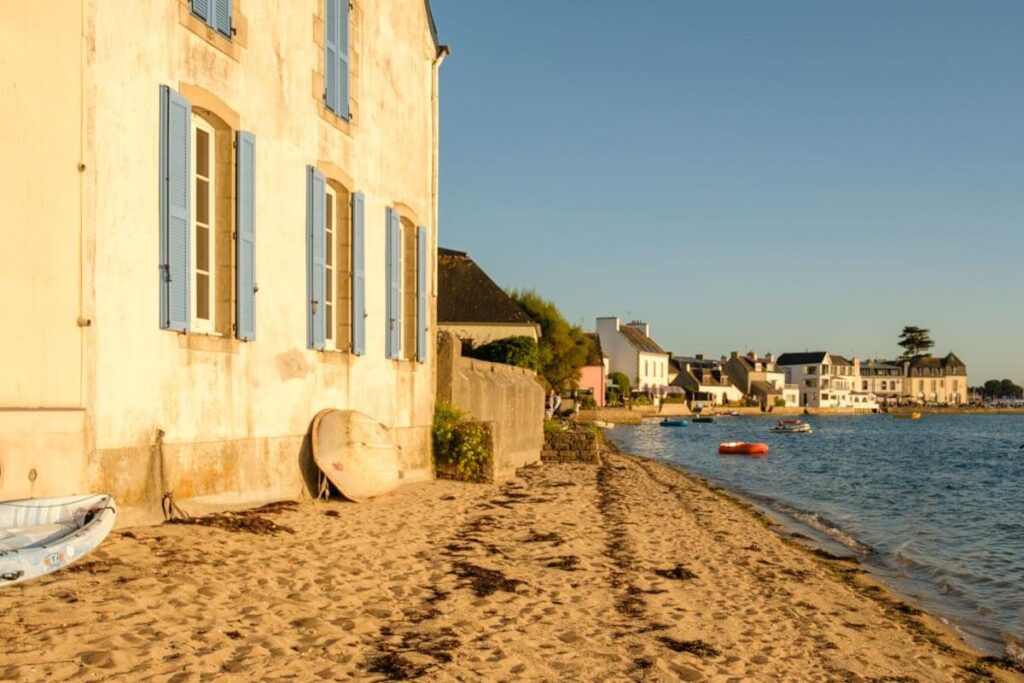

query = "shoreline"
[2,449,1022,680]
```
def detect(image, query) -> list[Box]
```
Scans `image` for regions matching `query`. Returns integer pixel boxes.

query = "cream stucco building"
[1,0,447,524]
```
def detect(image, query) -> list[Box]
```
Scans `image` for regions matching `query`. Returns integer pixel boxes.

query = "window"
[862,381,868,391]
[192,116,215,333]
[323,0,350,119]
[385,209,427,362]
[159,85,255,340]
[191,0,233,39]
[307,168,364,353]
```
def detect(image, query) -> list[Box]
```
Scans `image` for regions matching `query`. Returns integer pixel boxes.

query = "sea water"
[607,414,1024,659]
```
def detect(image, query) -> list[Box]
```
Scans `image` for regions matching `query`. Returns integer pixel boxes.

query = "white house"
[776,352,877,410]
[595,318,669,394]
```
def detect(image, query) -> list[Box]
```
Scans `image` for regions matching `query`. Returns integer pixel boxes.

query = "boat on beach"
[592,420,615,429]
[718,442,769,457]
[659,418,687,427]
[1,494,117,587]
[771,419,812,434]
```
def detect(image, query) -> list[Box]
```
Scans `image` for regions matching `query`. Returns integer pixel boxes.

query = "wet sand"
[1,450,1021,681]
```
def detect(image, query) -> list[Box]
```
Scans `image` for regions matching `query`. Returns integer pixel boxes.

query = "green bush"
[608,372,630,393]
[579,395,597,410]
[466,336,539,370]
[432,402,491,482]
[774,397,787,407]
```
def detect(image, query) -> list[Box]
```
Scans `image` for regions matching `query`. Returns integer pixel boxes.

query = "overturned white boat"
[1,494,117,587]
[770,419,812,434]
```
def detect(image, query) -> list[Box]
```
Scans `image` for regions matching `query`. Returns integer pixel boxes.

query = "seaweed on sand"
[658,636,721,658]
[654,564,697,581]
[452,562,523,597]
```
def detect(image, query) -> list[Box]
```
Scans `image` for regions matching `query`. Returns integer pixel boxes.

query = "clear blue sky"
[430,1,1024,384]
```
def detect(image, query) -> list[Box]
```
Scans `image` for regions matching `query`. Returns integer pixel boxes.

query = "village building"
[577,334,608,407]
[436,248,540,346]
[900,353,968,405]
[724,351,797,408]
[595,318,670,395]
[777,352,877,410]
[670,356,743,406]
[1,0,447,524]
[860,360,905,406]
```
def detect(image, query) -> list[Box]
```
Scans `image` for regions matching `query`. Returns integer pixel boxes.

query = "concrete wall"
[436,332,543,478]
[1,0,443,524]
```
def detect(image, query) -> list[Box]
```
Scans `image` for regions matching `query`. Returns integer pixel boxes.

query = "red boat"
[718,441,769,457]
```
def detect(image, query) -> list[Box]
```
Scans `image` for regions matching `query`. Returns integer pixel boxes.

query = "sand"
[1,448,1021,682]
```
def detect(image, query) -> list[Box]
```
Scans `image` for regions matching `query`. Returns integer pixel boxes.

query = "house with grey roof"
[776,351,877,410]
[595,317,670,394]
[669,356,743,406]
[437,248,540,346]
[900,353,968,405]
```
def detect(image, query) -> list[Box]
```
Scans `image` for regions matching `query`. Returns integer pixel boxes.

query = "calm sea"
[606,414,1024,658]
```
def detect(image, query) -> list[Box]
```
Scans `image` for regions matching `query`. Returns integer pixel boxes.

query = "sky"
[429,0,1024,383]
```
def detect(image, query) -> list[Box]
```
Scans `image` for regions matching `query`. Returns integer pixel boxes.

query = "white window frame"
[324,185,338,350]
[191,115,216,334]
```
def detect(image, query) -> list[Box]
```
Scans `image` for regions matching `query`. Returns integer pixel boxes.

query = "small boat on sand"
[718,442,769,457]
[771,419,812,434]
[659,418,687,427]
[892,411,922,420]
[692,416,716,424]
[592,420,615,429]
[1,494,117,587]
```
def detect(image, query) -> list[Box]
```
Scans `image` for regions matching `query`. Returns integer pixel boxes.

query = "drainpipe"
[430,44,450,298]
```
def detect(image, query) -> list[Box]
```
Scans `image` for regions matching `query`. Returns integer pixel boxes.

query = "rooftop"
[620,325,665,354]
[437,249,535,327]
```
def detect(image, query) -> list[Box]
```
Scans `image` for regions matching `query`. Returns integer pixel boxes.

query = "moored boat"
[892,411,922,420]
[592,420,615,429]
[718,442,769,456]
[771,419,812,434]
[1,494,117,587]
[692,416,716,424]
[659,418,687,427]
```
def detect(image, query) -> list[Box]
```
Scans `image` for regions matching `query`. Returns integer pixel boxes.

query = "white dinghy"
[1,494,117,587]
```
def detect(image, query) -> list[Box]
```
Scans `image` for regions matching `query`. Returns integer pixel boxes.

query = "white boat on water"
[1,494,117,587]
[592,420,615,429]
[770,419,812,434]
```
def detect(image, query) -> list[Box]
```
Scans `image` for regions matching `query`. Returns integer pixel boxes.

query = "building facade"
[901,353,968,405]
[595,318,670,395]
[724,351,792,407]
[578,334,608,407]
[670,357,743,406]
[860,361,904,406]
[1,1,446,524]
[777,352,877,410]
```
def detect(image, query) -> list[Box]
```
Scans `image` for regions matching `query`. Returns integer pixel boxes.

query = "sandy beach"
[1,447,1020,682]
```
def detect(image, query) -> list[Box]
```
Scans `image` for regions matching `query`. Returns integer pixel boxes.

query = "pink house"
[578,333,607,407]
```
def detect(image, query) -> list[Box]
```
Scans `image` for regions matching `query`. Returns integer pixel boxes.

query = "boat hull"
[718,442,769,457]
[1,494,117,587]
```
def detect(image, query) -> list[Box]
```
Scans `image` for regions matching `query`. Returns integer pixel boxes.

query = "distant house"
[725,351,796,408]
[595,318,670,395]
[578,333,608,407]
[670,356,743,406]
[860,360,904,406]
[437,248,540,346]
[776,352,877,409]
[900,353,968,405]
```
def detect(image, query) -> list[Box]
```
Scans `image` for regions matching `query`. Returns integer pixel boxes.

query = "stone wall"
[436,332,544,479]
[541,428,601,464]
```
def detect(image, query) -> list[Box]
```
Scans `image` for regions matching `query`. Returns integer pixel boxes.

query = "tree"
[898,326,934,358]
[608,372,630,394]
[466,336,539,371]
[979,379,1024,399]
[509,290,589,391]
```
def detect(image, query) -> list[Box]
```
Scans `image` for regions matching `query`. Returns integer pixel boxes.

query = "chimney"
[696,353,704,361]
[765,352,775,363]
[626,320,650,337]
[730,351,739,360]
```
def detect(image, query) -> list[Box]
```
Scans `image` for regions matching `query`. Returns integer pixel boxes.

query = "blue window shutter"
[307,167,327,350]
[159,85,191,333]
[384,208,394,358]
[191,0,210,23]
[324,0,341,114]
[385,208,402,359]
[416,226,427,364]
[351,191,366,355]
[235,131,256,341]
[213,0,232,38]
[338,0,350,119]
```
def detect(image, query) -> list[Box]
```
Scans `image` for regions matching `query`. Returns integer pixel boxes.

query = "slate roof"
[437,249,535,326]
[906,353,967,373]
[735,355,780,372]
[751,380,781,396]
[584,333,605,367]
[776,352,828,366]
[621,325,666,354]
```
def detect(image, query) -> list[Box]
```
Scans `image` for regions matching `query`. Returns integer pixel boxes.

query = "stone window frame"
[317,162,357,357]
[177,0,249,62]
[313,0,360,135]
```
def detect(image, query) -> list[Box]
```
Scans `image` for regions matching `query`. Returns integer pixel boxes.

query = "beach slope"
[1,451,1019,681]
